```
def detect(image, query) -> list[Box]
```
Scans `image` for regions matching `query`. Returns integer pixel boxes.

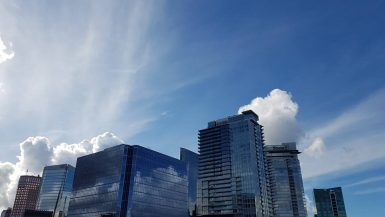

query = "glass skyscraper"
[36,164,75,217]
[11,175,41,217]
[313,187,347,217]
[67,144,188,217]
[180,148,199,217]
[197,110,271,217]
[264,143,307,217]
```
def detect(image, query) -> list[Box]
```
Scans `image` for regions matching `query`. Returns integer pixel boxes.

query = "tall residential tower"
[265,143,307,217]
[197,110,271,217]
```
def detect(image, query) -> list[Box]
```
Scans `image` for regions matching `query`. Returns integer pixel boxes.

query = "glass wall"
[67,145,130,217]
[197,110,271,217]
[265,143,307,217]
[128,145,188,217]
[180,148,199,217]
[67,144,189,217]
[37,164,75,217]
[313,187,347,217]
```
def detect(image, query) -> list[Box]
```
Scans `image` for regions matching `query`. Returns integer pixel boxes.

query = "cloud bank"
[0,132,124,210]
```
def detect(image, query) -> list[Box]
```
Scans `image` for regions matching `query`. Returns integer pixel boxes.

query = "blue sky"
[0,1,385,216]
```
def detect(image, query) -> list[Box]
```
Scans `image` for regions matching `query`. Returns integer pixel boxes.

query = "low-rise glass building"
[67,144,188,217]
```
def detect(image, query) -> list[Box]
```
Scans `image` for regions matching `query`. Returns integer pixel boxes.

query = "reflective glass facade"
[313,187,347,217]
[36,164,75,217]
[180,148,199,217]
[1,208,12,217]
[197,110,271,217]
[67,144,188,217]
[265,143,307,217]
[11,176,41,217]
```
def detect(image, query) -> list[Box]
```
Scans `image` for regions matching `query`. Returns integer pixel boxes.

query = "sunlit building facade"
[197,110,271,217]
[265,143,307,217]
[67,144,188,217]
[11,176,41,217]
[36,164,75,217]
[313,187,347,217]
[180,148,199,217]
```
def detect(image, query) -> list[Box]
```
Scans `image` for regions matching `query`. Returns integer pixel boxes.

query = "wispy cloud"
[345,175,385,188]
[354,187,385,195]
[300,88,385,178]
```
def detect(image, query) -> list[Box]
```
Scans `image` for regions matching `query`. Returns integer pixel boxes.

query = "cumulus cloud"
[0,36,14,64]
[0,132,124,211]
[52,132,124,164]
[238,89,300,145]
[0,162,14,209]
[239,88,385,180]
[17,137,52,174]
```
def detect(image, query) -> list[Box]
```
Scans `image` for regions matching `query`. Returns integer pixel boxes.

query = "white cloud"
[300,89,385,178]
[239,88,385,179]
[238,89,299,145]
[0,132,124,211]
[0,162,14,209]
[0,36,14,64]
[305,194,315,217]
[345,175,385,188]
[52,132,124,165]
[304,137,325,158]
[354,187,385,195]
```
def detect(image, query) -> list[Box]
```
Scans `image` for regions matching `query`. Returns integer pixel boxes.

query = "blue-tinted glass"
[180,148,198,217]
[37,164,75,217]
[313,187,347,217]
[67,144,189,217]
[197,111,271,217]
[265,143,307,217]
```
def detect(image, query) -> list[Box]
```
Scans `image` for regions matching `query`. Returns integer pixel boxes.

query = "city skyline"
[1,1,385,217]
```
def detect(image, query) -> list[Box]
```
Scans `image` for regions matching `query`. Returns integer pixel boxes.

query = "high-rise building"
[313,187,347,217]
[67,144,188,217]
[196,110,271,217]
[11,175,42,217]
[180,148,199,217]
[36,164,75,217]
[264,143,307,217]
